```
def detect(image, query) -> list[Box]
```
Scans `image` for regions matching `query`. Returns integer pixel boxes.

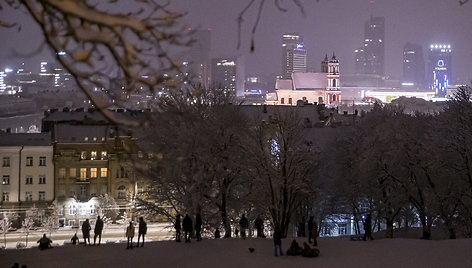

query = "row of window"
[58,167,108,179]
[80,151,107,160]
[2,175,47,185]
[2,156,47,167]
[2,191,46,201]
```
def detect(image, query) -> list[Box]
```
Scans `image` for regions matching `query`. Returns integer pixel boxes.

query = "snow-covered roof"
[275,79,293,90]
[292,72,327,90]
[0,132,51,146]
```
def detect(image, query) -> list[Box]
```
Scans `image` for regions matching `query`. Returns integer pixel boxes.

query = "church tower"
[325,53,341,105]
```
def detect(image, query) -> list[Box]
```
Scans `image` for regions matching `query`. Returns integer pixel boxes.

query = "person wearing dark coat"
[273,227,283,256]
[175,215,182,242]
[286,239,302,256]
[214,229,221,239]
[301,242,320,258]
[312,219,318,247]
[94,216,104,245]
[137,217,147,247]
[183,214,193,243]
[255,216,265,238]
[239,214,249,239]
[195,213,202,241]
[363,214,374,241]
[82,219,91,246]
[307,216,314,244]
[37,233,52,250]
[71,233,79,245]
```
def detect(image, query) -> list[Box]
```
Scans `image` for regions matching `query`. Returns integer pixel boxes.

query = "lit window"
[2,157,10,167]
[101,137,105,141]
[91,151,97,160]
[90,168,97,178]
[80,168,87,179]
[81,151,87,160]
[26,156,33,166]
[2,176,10,185]
[39,191,46,201]
[101,151,107,160]
[84,137,89,141]
[93,137,97,141]
[101,168,108,178]
[39,156,46,166]
[90,205,96,215]
[69,205,76,215]
[39,175,46,184]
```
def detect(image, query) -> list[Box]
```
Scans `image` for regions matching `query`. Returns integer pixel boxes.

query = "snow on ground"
[1,236,472,268]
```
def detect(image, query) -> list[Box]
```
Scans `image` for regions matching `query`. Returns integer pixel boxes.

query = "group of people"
[272,216,320,257]
[78,216,104,246]
[174,213,202,243]
[76,216,147,249]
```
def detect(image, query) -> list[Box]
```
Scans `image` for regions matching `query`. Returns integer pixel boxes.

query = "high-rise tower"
[402,43,425,89]
[428,44,452,97]
[355,16,385,75]
[282,33,307,79]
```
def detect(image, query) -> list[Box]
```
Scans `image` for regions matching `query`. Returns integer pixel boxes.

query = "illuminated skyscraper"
[355,16,385,75]
[428,44,452,97]
[211,56,245,96]
[402,43,425,89]
[282,33,307,79]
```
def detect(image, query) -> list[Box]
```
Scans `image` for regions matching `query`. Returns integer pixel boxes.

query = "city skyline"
[0,0,471,84]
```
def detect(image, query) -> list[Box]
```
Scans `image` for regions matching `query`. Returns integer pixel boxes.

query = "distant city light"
[4,68,13,73]
[57,51,66,55]
[296,44,304,49]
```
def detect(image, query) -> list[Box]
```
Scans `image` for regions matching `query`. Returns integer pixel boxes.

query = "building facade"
[355,16,385,76]
[428,44,452,97]
[402,43,425,89]
[210,57,245,96]
[282,33,307,79]
[0,133,54,210]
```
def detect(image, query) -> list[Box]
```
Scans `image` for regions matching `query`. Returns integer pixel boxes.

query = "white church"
[266,54,341,107]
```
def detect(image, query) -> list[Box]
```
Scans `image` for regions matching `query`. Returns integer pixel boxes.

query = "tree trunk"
[386,218,394,238]
[220,194,231,238]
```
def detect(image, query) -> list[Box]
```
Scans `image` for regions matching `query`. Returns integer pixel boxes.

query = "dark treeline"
[135,86,472,240]
[324,86,472,239]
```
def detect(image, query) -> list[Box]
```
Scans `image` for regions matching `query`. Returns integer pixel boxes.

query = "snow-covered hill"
[1,236,471,268]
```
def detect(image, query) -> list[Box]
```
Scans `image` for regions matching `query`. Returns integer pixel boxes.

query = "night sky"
[0,0,471,83]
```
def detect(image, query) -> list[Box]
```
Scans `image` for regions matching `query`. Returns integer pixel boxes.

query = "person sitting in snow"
[71,233,79,245]
[37,234,52,250]
[286,240,302,256]
[301,242,320,258]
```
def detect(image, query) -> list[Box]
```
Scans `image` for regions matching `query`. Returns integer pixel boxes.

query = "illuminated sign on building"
[296,44,304,49]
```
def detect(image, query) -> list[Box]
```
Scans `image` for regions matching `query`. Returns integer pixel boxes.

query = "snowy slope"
[1,236,472,268]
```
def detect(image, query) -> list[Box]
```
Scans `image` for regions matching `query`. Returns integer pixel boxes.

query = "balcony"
[76,178,90,184]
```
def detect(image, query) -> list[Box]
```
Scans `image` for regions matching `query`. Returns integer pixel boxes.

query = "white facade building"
[0,132,54,208]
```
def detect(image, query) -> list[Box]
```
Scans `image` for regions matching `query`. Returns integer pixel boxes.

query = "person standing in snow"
[273,227,283,256]
[239,214,249,239]
[126,221,135,249]
[312,219,318,247]
[307,216,314,244]
[82,219,91,246]
[363,214,374,241]
[195,213,202,241]
[94,216,104,246]
[175,215,182,242]
[137,217,147,247]
[71,232,79,245]
[183,214,193,243]
[255,216,265,238]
